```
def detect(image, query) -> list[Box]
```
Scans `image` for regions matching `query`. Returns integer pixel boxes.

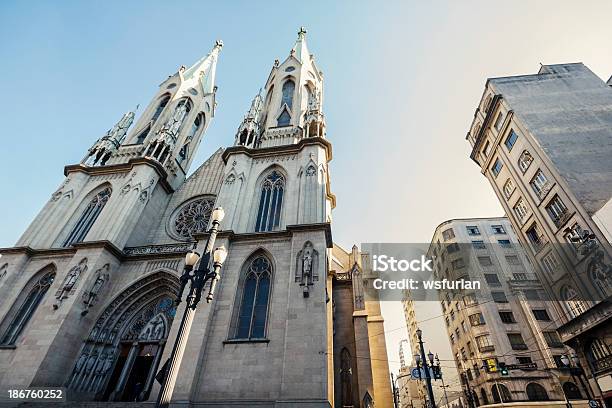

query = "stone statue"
[54,259,87,309]
[81,265,109,315]
[297,242,318,297]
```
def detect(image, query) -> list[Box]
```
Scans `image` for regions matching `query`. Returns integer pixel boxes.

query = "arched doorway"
[563,382,583,400]
[66,272,179,401]
[526,382,549,401]
[492,383,512,403]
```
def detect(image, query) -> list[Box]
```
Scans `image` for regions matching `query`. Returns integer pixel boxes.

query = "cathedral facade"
[0,30,392,407]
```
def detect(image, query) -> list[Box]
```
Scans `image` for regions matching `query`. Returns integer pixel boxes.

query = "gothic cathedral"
[0,30,392,408]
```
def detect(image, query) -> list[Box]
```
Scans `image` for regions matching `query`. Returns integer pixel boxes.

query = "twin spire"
[182,39,223,94]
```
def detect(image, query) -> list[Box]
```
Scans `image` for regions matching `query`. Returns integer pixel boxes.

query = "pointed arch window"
[281,79,295,109]
[233,255,272,339]
[340,348,353,406]
[186,113,204,141]
[255,171,285,232]
[151,94,170,122]
[1,268,55,345]
[63,187,112,247]
[277,108,291,127]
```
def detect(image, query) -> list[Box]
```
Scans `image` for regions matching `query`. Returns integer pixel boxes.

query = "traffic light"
[498,362,509,376]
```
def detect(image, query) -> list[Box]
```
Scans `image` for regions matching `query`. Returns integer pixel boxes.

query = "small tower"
[234,90,264,148]
[250,27,326,148]
[83,111,135,166]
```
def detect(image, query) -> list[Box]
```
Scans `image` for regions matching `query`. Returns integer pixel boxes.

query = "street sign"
[506,362,537,370]
[410,367,434,380]
[588,400,600,408]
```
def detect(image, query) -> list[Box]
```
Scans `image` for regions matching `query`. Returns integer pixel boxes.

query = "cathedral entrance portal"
[67,272,179,402]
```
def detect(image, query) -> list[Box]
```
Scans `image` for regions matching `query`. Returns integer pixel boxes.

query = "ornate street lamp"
[156,207,227,408]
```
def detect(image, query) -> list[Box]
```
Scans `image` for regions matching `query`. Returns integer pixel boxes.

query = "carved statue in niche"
[81,264,110,316]
[54,258,88,309]
[296,241,319,297]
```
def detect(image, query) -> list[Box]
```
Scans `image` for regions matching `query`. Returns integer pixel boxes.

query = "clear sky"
[2,0,612,397]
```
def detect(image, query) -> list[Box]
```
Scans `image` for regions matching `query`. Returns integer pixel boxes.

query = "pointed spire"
[291,27,310,63]
[183,40,223,94]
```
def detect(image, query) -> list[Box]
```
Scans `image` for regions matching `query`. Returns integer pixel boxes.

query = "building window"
[461,321,468,333]
[472,240,486,249]
[507,333,528,350]
[478,256,493,267]
[186,113,205,142]
[255,170,285,232]
[541,253,559,276]
[525,224,544,251]
[277,108,291,126]
[504,130,518,151]
[450,333,455,344]
[463,294,478,306]
[494,112,504,130]
[499,311,516,324]
[513,198,529,222]
[543,331,563,348]
[455,328,461,340]
[62,187,112,247]
[505,255,520,265]
[493,384,513,403]
[545,195,569,227]
[452,258,465,270]
[233,255,272,339]
[517,356,533,365]
[281,79,295,109]
[491,158,503,177]
[447,243,460,254]
[530,170,550,198]
[476,334,494,352]
[492,291,508,303]
[0,267,56,345]
[442,228,455,241]
[524,289,540,300]
[492,225,506,234]
[469,313,486,326]
[466,225,480,235]
[340,348,353,407]
[151,94,170,122]
[482,140,491,157]
[526,383,549,401]
[134,126,151,144]
[518,150,534,173]
[561,285,587,318]
[498,239,512,247]
[532,309,551,321]
[503,179,515,199]
[484,274,502,287]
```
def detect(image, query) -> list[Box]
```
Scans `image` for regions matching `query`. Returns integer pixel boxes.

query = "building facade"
[429,217,583,406]
[466,63,612,405]
[397,339,425,408]
[0,30,392,407]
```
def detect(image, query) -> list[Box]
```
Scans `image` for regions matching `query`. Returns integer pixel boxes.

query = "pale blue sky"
[2,0,612,390]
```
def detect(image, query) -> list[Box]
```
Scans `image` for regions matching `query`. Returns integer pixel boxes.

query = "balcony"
[592,354,612,375]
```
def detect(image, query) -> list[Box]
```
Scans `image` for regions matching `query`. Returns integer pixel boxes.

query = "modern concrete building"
[429,217,582,406]
[466,63,612,406]
[0,29,392,407]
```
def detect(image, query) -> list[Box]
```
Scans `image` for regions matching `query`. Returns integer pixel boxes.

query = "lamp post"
[156,207,227,408]
[435,354,450,408]
[416,328,437,408]
[561,354,593,401]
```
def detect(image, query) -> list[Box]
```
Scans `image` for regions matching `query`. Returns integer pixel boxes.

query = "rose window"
[173,198,215,238]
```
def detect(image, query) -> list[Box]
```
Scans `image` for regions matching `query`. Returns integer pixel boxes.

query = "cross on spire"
[298,26,307,39]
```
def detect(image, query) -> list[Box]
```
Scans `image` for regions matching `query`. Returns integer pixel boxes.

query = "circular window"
[285,66,295,72]
[188,87,198,96]
[169,197,215,240]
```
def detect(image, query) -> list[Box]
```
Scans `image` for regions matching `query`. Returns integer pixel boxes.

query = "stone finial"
[298,26,307,39]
